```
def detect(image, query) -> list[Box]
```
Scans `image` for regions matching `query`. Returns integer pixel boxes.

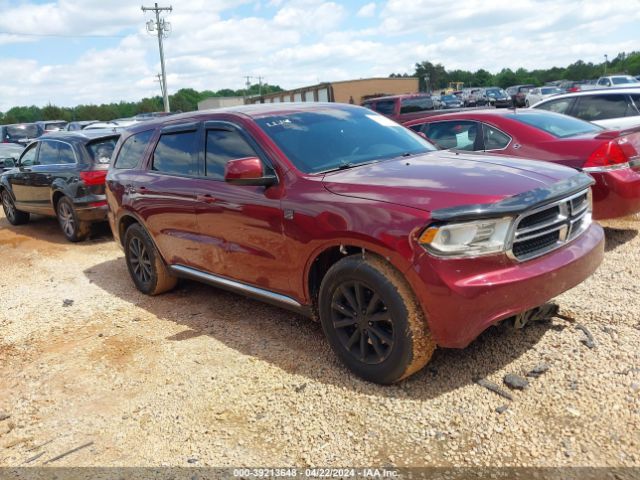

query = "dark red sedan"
[404,109,640,220]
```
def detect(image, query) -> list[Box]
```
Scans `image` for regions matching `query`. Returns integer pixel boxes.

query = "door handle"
[125,184,146,194]
[197,194,217,203]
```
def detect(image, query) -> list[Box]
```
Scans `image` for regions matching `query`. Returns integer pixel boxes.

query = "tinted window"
[400,97,433,114]
[205,129,257,180]
[37,141,60,165]
[57,143,76,164]
[506,111,602,138]
[423,121,479,150]
[88,138,118,164]
[573,95,631,121]
[374,100,395,115]
[612,76,638,85]
[6,124,39,140]
[534,98,574,114]
[254,107,435,174]
[152,130,198,176]
[483,125,511,150]
[114,130,153,169]
[19,144,38,167]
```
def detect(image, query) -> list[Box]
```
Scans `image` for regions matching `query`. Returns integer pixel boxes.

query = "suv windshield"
[485,88,505,97]
[506,111,602,138]
[254,107,436,174]
[6,124,39,140]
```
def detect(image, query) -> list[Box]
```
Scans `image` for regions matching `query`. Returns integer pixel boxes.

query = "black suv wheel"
[1,190,30,225]
[124,223,177,295]
[318,254,436,384]
[56,197,90,242]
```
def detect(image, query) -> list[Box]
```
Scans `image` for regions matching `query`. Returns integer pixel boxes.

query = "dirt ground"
[0,212,638,468]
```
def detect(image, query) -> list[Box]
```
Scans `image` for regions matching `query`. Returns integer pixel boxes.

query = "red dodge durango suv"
[106,103,604,384]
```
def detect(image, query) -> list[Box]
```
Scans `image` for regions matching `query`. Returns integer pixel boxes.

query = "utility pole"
[156,73,165,98]
[142,3,172,113]
[604,54,609,75]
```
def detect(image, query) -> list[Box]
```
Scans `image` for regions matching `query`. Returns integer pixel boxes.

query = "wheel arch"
[304,240,413,320]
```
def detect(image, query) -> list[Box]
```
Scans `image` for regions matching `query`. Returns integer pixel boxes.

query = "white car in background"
[524,86,564,106]
[593,75,640,88]
[530,87,640,130]
[83,120,139,131]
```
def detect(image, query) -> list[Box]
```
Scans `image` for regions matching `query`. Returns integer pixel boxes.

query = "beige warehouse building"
[247,77,420,105]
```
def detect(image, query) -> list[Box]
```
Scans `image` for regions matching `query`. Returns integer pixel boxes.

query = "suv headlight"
[419,217,513,257]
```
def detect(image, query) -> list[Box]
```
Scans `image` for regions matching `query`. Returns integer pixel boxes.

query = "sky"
[0,0,639,111]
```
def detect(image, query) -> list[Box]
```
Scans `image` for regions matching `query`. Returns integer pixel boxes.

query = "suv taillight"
[584,138,637,171]
[79,170,107,186]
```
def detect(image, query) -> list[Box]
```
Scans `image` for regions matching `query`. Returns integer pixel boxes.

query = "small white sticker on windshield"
[366,114,399,127]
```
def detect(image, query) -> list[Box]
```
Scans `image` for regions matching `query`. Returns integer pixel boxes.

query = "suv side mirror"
[224,157,277,187]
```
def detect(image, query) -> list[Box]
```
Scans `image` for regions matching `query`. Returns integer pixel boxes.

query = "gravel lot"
[0,212,638,468]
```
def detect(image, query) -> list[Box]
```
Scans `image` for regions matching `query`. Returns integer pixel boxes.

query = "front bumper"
[406,223,604,348]
[590,167,640,219]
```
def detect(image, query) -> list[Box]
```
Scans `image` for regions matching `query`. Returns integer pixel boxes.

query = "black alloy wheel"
[330,281,394,365]
[128,236,153,285]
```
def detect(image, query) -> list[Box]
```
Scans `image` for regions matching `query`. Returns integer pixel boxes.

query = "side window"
[400,97,433,114]
[483,125,511,150]
[573,95,630,121]
[535,98,574,114]
[37,141,59,165]
[114,130,154,169]
[57,143,76,164]
[152,130,198,176]
[423,121,479,151]
[19,143,38,167]
[205,129,258,180]
[374,100,396,115]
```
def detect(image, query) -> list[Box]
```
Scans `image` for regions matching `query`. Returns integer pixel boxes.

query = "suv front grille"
[510,189,591,261]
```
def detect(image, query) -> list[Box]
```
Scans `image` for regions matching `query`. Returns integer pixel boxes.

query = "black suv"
[0,131,119,241]
[0,123,41,145]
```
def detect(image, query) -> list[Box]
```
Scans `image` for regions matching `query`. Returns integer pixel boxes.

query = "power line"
[142,3,173,113]
[0,31,132,38]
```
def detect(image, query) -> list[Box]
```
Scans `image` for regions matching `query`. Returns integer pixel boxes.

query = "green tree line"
[391,51,640,91]
[0,83,282,125]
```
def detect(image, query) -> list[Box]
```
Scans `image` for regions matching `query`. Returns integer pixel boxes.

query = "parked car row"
[1,102,610,385]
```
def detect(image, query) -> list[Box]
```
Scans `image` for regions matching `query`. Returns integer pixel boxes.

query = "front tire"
[56,196,90,242]
[318,254,436,384]
[124,223,177,295]
[2,190,29,225]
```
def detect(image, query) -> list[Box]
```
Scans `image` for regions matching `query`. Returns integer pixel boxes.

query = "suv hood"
[322,150,579,213]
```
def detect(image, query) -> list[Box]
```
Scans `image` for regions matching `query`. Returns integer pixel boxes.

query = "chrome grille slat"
[509,189,591,261]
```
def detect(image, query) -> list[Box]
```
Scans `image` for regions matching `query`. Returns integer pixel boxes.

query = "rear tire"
[1,190,29,225]
[318,254,436,384]
[56,196,90,242]
[124,223,177,295]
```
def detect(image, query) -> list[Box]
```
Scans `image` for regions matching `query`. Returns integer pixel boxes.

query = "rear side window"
[57,143,76,164]
[483,125,511,150]
[37,141,60,165]
[152,130,198,176]
[114,130,153,169]
[534,98,574,115]
[423,121,479,151]
[400,97,433,114]
[205,129,257,180]
[573,95,631,121]
[374,100,395,115]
